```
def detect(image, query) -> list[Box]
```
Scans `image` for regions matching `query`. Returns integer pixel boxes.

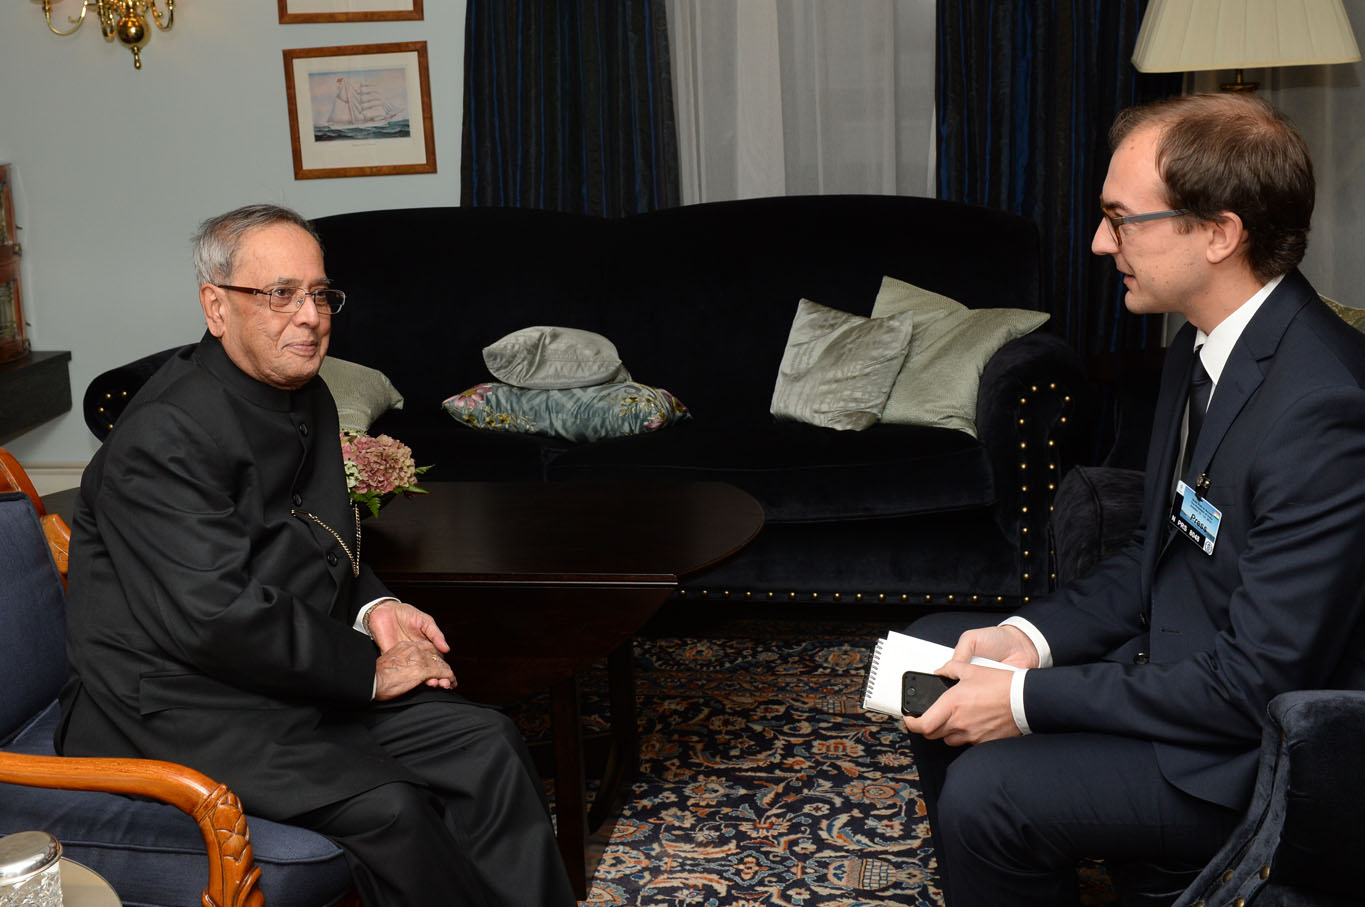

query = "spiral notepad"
[862,630,1022,717]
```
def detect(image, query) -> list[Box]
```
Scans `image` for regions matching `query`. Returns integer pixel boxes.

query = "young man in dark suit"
[58,204,577,907]
[903,93,1365,904]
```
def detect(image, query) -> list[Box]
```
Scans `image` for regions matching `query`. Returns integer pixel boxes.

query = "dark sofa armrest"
[975,332,1085,600]
[1175,689,1365,906]
[83,346,184,442]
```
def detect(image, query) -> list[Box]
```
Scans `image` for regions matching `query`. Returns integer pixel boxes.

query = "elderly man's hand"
[375,640,456,700]
[366,600,450,656]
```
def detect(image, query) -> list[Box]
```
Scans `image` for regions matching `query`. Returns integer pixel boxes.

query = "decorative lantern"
[0,165,29,365]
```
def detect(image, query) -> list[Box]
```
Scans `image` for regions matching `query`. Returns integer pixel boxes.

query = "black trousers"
[293,690,577,907]
[905,612,1240,907]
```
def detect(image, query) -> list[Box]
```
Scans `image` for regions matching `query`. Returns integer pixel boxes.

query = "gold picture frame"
[278,0,423,24]
[282,42,437,180]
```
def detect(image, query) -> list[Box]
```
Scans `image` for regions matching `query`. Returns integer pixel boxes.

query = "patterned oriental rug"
[510,627,1119,906]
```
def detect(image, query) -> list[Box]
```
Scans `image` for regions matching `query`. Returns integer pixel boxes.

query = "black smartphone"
[901,670,956,717]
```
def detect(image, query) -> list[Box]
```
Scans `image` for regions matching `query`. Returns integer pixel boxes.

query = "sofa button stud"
[1221,869,1234,883]
[1134,652,1149,664]
[1259,865,1270,880]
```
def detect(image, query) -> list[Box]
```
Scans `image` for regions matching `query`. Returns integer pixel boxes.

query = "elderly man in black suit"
[57,203,577,907]
[903,93,1365,905]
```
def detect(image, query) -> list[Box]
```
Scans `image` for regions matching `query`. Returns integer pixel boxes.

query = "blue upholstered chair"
[0,449,356,907]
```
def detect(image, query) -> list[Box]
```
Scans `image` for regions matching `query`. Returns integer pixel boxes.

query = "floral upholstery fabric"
[443,381,690,444]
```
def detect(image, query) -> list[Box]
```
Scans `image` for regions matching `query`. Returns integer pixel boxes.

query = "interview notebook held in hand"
[862,629,1023,717]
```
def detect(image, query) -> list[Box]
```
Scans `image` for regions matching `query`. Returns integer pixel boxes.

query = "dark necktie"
[1182,347,1213,478]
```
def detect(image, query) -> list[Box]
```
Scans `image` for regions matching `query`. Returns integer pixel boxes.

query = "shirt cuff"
[354,597,397,636]
[1009,669,1032,735]
[355,598,395,700]
[1000,615,1052,668]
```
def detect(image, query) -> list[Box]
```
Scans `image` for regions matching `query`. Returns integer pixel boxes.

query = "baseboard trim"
[23,463,86,497]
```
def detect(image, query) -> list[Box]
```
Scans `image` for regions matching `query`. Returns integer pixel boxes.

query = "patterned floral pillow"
[443,381,691,443]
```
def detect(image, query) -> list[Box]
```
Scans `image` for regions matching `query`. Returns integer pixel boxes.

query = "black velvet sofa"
[308,195,1083,609]
[85,196,1084,609]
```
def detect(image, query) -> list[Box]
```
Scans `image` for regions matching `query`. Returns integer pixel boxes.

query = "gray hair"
[191,203,322,285]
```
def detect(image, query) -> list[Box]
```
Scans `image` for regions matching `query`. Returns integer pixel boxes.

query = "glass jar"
[0,831,63,907]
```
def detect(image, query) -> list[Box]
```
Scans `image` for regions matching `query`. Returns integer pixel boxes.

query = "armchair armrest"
[975,332,1085,600]
[0,751,264,907]
[0,447,70,582]
[1174,689,1365,906]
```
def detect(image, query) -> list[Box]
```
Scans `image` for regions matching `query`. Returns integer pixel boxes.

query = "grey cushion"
[482,326,629,389]
[770,299,914,431]
[872,276,1048,437]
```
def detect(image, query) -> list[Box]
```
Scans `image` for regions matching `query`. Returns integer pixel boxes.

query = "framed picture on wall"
[282,42,437,180]
[278,0,422,24]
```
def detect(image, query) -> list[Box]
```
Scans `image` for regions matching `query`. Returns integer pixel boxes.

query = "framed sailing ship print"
[283,42,437,180]
[278,0,422,24]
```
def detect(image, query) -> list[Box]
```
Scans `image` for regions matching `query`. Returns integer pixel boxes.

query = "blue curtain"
[461,0,680,216]
[936,0,1181,360]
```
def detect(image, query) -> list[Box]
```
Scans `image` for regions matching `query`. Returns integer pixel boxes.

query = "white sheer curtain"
[1186,0,1365,306]
[664,0,937,204]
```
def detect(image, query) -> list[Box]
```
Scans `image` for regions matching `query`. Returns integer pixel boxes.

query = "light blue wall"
[0,1,467,465]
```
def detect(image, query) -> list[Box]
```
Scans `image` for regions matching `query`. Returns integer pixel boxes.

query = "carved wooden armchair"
[0,449,356,907]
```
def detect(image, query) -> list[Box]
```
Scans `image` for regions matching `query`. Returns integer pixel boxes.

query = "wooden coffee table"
[361,480,764,897]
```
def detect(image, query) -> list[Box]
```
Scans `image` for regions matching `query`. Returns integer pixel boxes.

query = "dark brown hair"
[1110,93,1314,282]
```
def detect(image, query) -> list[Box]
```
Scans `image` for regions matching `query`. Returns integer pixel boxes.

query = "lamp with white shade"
[1132,0,1361,90]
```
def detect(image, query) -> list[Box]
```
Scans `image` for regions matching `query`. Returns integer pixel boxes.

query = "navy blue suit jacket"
[1018,270,1365,810]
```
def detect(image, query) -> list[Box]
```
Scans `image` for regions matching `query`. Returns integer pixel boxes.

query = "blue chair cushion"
[2,704,353,907]
[0,493,67,743]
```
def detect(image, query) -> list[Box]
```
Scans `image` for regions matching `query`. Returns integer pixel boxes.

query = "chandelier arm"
[41,0,91,36]
[150,0,173,31]
[97,0,118,40]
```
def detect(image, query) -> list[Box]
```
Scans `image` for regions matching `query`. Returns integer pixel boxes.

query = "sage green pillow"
[872,276,1048,437]
[769,299,914,431]
[318,356,404,433]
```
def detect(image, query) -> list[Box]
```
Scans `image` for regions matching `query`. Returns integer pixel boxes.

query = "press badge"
[1169,480,1220,556]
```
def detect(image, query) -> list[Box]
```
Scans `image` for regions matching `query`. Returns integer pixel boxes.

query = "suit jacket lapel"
[1185,271,1314,483]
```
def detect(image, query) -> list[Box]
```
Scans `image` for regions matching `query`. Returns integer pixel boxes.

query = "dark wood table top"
[360,481,765,702]
[362,480,765,589]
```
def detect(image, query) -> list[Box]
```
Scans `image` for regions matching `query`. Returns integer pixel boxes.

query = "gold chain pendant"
[291,505,361,577]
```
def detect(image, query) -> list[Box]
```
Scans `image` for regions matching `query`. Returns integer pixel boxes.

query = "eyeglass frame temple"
[1102,208,1191,245]
[215,284,346,313]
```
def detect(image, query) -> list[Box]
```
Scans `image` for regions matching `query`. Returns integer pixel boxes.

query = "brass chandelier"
[37,0,175,70]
